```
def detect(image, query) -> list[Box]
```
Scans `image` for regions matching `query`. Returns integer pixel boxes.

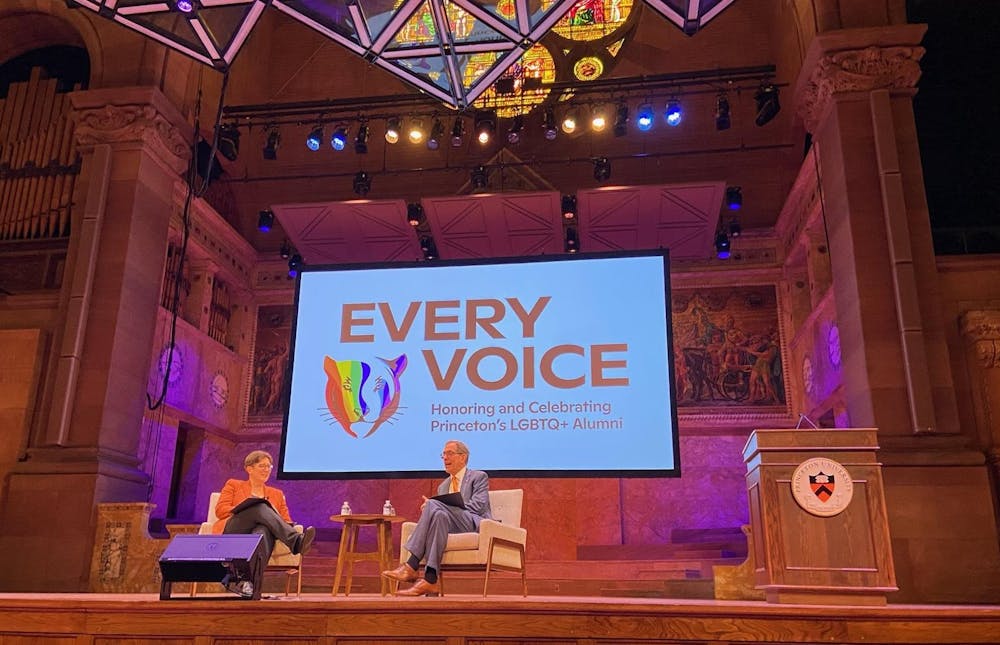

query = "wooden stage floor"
[2,592,1000,644]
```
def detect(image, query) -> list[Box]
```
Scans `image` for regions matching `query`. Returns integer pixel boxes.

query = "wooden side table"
[329,513,406,596]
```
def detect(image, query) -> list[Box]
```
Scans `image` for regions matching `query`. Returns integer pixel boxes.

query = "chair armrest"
[478,519,526,549]
[197,522,213,535]
[477,519,526,569]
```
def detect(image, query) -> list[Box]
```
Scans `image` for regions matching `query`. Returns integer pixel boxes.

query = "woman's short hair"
[244,450,274,468]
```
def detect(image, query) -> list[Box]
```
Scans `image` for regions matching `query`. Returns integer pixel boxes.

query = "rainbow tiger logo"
[322,355,407,438]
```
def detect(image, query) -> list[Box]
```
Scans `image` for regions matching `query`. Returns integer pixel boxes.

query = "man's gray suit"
[403,469,493,571]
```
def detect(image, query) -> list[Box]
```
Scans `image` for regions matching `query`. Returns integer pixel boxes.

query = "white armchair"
[194,491,304,597]
[400,488,527,596]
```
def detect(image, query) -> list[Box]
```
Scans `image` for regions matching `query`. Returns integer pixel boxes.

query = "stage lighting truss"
[68,0,741,109]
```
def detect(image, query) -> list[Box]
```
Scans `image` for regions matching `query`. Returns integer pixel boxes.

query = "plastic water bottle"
[341,501,351,516]
[383,500,392,515]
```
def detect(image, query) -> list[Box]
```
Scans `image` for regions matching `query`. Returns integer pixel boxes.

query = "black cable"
[147,69,231,411]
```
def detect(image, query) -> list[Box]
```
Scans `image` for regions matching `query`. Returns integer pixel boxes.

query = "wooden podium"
[743,428,897,605]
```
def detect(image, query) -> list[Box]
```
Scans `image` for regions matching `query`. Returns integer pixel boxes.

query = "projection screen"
[279,250,679,478]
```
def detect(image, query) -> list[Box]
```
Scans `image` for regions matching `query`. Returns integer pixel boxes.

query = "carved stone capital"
[73,104,190,169]
[961,310,1000,369]
[797,44,924,133]
[71,88,192,175]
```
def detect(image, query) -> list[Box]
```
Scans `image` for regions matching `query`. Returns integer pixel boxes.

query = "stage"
[2,592,999,643]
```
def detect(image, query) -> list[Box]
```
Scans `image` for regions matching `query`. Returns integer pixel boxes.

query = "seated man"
[382,440,492,596]
[212,450,316,597]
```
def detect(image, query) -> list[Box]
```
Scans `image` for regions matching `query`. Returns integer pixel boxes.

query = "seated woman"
[212,450,315,597]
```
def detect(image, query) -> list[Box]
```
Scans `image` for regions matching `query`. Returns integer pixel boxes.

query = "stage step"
[286,570,722,599]
[289,555,745,599]
[274,528,749,599]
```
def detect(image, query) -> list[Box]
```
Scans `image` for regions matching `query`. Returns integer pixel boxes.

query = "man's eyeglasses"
[440,451,464,458]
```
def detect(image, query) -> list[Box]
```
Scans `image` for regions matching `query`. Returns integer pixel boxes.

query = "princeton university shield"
[809,472,835,502]
[791,458,854,517]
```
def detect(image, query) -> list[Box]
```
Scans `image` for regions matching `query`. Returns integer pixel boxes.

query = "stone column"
[794,25,960,437]
[960,310,1000,527]
[0,87,190,591]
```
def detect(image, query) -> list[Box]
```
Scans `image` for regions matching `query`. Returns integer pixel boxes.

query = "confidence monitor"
[280,250,679,479]
[158,534,265,600]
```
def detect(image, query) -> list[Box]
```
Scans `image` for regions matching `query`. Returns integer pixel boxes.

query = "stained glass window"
[552,0,634,42]
[471,44,558,117]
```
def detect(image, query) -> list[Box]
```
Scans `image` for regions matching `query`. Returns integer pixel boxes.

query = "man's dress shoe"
[381,562,418,583]
[396,578,440,596]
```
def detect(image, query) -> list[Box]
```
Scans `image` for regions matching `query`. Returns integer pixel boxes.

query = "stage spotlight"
[288,253,302,278]
[262,126,280,160]
[354,121,370,154]
[728,218,742,238]
[613,102,629,137]
[385,117,401,144]
[279,239,291,259]
[561,194,577,220]
[306,125,323,151]
[353,170,372,196]
[427,118,444,150]
[217,124,240,161]
[665,99,682,127]
[564,226,579,253]
[470,165,489,190]
[175,0,195,12]
[257,209,274,233]
[715,94,731,131]
[419,235,438,260]
[561,108,579,134]
[755,82,780,126]
[593,156,611,182]
[450,117,465,147]
[407,118,426,144]
[474,110,496,144]
[636,103,654,131]
[715,231,731,259]
[542,107,558,140]
[590,105,608,132]
[330,124,348,151]
[725,186,743,210]
[407,203,425,227]
[506,115,524,144]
